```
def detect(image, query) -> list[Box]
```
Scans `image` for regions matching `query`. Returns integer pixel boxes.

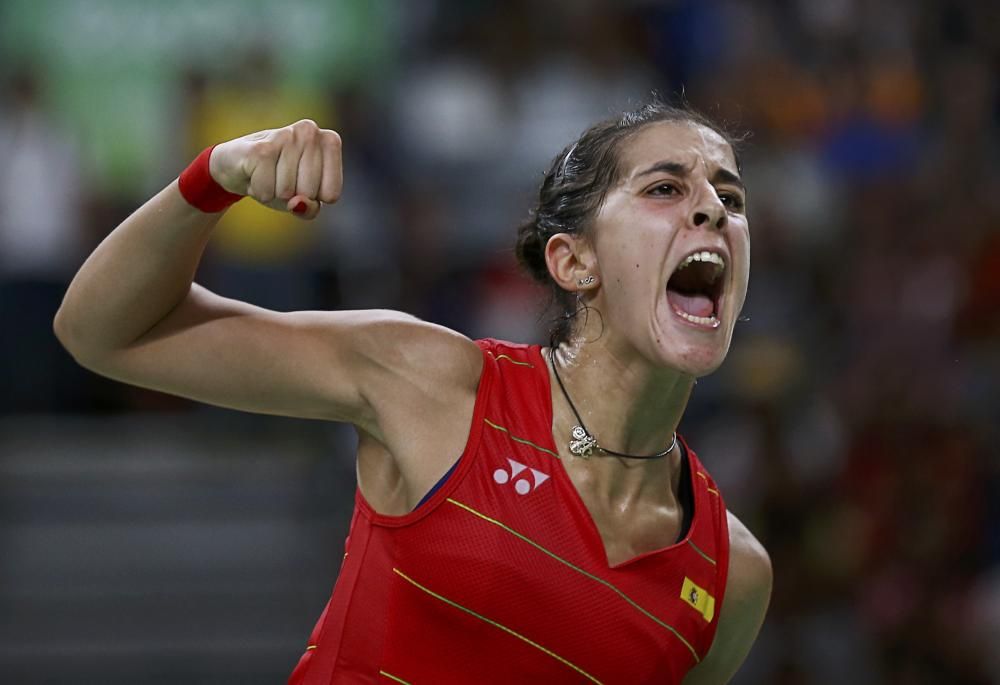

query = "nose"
[690,190,727,231]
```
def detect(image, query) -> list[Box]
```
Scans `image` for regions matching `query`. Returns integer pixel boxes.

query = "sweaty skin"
[54,118,769,684]
[542,122,767,683]
[541,121,750,525]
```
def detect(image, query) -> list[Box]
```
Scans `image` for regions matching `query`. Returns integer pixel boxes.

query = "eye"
[647,182,680,197]
[718,191,745,212]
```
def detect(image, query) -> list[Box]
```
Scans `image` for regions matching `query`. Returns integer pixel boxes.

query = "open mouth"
[666,250,726,328]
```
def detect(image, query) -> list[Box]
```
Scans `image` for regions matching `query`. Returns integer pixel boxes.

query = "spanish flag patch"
[681,577,715,622]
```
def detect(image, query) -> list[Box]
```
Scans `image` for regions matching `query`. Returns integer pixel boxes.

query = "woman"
[55,101,771,684]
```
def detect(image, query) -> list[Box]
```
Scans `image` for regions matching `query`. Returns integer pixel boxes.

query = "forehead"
[617,121,738,180]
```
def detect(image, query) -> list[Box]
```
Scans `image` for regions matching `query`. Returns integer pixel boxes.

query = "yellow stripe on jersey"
[379,671,413,684]
[686,539,717,566]
[484,418,561,460]
[446,498,701,663]
[695,471,720,496]
[392,567,604,683]
[488,352,536,367]
[681,577,715,623]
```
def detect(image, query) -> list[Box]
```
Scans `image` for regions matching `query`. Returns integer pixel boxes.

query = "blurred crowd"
[1,0,997,683]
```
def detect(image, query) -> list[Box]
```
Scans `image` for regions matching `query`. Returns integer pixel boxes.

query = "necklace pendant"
[569,425,598,458]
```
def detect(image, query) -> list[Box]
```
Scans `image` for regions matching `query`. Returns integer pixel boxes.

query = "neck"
[549,335,694,464]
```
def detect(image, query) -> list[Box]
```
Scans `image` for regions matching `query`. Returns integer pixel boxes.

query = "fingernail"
[293,201,307,214]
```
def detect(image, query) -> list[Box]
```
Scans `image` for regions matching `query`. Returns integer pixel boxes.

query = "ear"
[544,232,599,292]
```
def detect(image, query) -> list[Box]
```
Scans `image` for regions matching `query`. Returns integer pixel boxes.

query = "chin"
[655,336,732,378]
[646,295,737,377]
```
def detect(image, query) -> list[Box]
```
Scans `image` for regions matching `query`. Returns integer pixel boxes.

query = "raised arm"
[53,120,481,438]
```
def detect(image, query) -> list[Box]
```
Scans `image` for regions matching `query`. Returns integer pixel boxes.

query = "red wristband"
[178,145,244,213]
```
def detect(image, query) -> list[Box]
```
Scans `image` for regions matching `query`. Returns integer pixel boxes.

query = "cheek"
[733,227,751,297]
[611,256,653,297]
[598,243,642,288]
[593,219,672,306]
[598,258,641,317]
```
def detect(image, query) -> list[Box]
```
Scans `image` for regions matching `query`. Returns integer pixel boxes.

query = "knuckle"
[252,140,279,160]
[245,129,270,141]
[272,127,295,148]
[292,118,319,140]
[323,130,342,150]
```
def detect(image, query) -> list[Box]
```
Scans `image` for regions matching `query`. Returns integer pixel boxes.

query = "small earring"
[577,275,596,286]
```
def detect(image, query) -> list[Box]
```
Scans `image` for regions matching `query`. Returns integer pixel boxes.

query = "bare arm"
[54,121,481,436]
[682,512,772,685]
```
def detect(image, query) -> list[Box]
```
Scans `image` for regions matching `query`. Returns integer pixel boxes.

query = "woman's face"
[587,121,750,377]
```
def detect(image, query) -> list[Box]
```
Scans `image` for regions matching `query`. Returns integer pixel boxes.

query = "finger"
[274,141,301,201]
[318,130,343,204]
[295,142,322,200]
[246,145,278,203]
[287,195,321,220]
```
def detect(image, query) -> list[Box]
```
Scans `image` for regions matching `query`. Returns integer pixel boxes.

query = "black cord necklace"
[548,349,678,460]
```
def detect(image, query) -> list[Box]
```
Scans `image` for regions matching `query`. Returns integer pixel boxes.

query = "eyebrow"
[636,161,746,194]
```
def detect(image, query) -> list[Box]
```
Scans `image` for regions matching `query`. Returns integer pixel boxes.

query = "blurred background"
[1,0,997,683]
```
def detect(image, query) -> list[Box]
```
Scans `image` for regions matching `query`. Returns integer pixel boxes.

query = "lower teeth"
[674,309,719,327]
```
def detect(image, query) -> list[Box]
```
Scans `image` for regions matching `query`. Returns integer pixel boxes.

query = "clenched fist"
[208,119,342,220]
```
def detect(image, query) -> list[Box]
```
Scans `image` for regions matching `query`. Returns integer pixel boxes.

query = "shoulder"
[682,511,771,684]
[297,308,483,432]
[337,309,483,383]
[726,511,772,593]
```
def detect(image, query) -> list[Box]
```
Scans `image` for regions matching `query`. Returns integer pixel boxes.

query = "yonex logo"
[493,458,550,495]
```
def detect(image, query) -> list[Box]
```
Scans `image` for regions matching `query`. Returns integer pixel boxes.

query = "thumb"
[287,195,321,220]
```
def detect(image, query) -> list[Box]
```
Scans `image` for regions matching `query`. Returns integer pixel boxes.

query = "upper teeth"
[678,251,725,272]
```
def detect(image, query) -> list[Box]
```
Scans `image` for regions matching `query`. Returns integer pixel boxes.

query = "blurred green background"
[1,1,997,683]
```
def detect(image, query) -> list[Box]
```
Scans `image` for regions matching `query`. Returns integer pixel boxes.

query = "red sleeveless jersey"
[289,339,730,685]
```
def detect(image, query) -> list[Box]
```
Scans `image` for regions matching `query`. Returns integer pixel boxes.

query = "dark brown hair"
[515,98,744,345]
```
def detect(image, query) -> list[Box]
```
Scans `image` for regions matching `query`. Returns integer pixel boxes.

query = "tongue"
[667,290,714,317]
